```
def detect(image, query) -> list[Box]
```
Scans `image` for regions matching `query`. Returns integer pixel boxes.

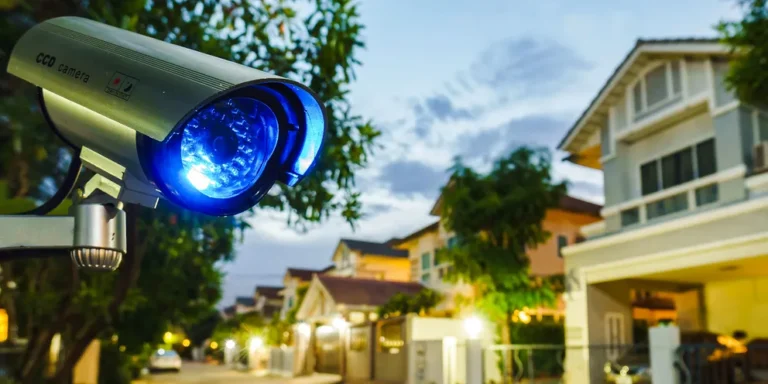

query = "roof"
[557,37,724,154]
[340,239,408,258]
[431,194,602,217]
[390,221,440,246]
[317,275,425,307]
[254,286,282,300]
[558,195,602,217]
[222,305,236,316]
[286,267,327,281]
[235,296,255,306]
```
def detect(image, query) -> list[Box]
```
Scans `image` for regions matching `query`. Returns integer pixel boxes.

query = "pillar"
[649,325,681,384]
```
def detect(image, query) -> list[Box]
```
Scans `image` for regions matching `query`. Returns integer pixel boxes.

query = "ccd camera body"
[7,17,327,216]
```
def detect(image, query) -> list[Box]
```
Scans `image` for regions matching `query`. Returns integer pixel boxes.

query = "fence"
[482,344,647,384]
[677,342,768,384]
[268,346,295,376]
[0,346,25,379]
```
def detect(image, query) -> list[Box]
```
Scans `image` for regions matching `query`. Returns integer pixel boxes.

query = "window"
[646,192,688,220]
[639,138,717,196]
[446,236,459,248]
[605,313,626,361]
[420,253,431,271]
[696,184,719,206]
[421,273,431,283]
[287,297,294,309]
[620,208,640,226]
[557,235,568,258]
[661,147,694,189]
[632,61,683,118]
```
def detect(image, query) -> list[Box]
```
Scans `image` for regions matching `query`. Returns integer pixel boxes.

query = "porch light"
[463,316,483,339]
[297,322,311,337]
[225,339,236,350]
[332,316,348,330]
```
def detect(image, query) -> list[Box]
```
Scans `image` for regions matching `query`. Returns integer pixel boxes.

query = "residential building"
[221,305,236,320]
[392,194,603,316]
[234,296,256,314]
[254,286,283,320]
[325,239,410,281]
[279,267,332,320]
[557,38,768,383]
[294,275,425,374]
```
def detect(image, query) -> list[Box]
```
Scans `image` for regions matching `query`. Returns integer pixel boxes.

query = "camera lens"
[180,97,279,199]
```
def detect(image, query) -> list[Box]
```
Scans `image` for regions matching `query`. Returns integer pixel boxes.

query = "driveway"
[140,362,341,384]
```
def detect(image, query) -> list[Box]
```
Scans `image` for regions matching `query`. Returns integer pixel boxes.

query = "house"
[294,275,425,375]
[234,296,257,314]
[391,194,604,317]
[325,239,410,281]
[221,305,236,320]
[279,267,332,320]
[254,286,283,320]
[557,38,768,383]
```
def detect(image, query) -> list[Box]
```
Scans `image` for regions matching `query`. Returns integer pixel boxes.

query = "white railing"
[580,221,607,239]
[601,164,746,225]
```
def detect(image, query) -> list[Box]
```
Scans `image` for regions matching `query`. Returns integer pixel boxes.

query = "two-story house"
[392,194,603,317]
[325,239,410,281]
[279,267,332,320]
[558,38,768,383]
[234,296,257,314]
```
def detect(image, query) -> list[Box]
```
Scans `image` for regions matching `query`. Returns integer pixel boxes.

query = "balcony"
[580,165,746,239]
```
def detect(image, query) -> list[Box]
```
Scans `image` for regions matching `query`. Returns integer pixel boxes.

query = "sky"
[219,0,743,306]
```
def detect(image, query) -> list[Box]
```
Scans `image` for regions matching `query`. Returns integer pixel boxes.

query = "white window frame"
[636,136,717,198]
[629,61,684,119]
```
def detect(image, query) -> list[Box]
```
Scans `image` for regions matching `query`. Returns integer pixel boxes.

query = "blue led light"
[180,97,279,199]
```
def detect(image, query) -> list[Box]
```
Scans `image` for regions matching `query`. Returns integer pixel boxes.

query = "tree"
[435,147,567,378]
[377,289,442,319]
[0,0,379,382]
[717,0,768,107]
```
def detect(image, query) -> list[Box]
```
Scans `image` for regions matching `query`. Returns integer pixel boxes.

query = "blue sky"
[219,0,743,306]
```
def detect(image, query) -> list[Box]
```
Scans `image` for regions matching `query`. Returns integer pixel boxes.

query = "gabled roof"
[235,296,255,306]
[254,286,282,300]
[286,267,328,282]
[339,239,408,258]
[317,275,424,307]
[390,221,440,247]
[558,37,726,157]
[222,305,236,316]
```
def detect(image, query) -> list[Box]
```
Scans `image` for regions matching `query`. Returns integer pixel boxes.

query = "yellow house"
[392,194,606,317]
[325,239,410,281]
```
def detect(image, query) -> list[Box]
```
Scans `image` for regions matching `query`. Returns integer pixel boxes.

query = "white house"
[559,37,768,383]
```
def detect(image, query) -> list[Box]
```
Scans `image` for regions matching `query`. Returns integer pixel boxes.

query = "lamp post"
[463,316,484,384]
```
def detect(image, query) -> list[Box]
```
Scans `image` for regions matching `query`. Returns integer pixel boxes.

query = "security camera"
[6,16,327,216]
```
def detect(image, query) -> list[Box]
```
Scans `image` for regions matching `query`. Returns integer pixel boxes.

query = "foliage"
[184,309,221,346]
[717,0,768,107]
[97,342,133,384]
[377,289,442,319]
[211,311,267,348]
[284,285,309,324]
[436,146,567,376]
[0,0,377,382]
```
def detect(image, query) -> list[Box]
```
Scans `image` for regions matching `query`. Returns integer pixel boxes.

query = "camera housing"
[6,16,327,216]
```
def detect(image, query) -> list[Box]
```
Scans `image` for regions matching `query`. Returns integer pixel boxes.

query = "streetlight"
[463,316,483,340]
[249,336,264,352]
[182,339,191,347]
[225,339,236,350]
[297,322,311,337]
[163,332,173,344]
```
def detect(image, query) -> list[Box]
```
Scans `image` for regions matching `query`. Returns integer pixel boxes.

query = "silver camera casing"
[7,17,326,211]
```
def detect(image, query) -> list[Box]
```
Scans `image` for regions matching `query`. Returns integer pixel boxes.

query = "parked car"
[148,349,181,373]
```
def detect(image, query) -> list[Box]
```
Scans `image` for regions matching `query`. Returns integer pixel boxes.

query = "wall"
[529,209,601,276]
[356,255,410,281]
[705,277,768,339]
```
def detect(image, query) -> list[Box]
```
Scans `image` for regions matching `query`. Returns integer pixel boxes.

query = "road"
[143,362,341,384]
[144,362,267,384]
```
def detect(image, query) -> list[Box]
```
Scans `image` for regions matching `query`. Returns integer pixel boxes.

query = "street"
[142,362,341,384]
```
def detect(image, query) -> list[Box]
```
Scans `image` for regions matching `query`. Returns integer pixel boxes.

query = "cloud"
[376,160,448,198]
[456,115,570,162]
[468,37,593,98]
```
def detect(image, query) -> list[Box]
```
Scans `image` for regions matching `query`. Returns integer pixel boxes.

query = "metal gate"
[314,326,341,374]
